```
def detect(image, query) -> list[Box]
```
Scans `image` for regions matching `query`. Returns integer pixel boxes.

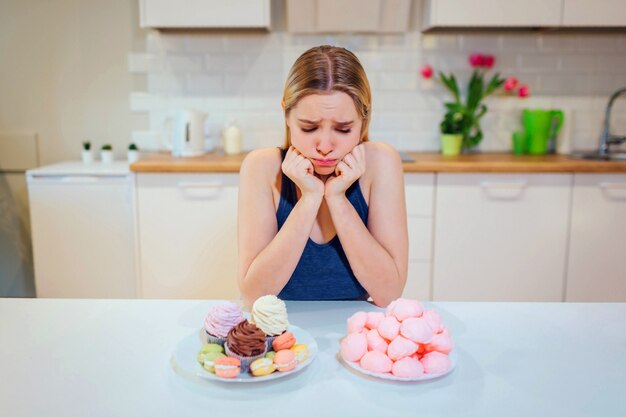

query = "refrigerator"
[26,162,138,298]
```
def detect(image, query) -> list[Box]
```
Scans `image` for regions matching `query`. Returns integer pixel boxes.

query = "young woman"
[237,45,408,308]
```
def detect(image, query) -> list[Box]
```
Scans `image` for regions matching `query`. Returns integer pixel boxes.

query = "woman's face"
[286,92,363,176]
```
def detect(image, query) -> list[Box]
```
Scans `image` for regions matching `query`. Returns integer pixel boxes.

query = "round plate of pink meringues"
[338,298,457,382]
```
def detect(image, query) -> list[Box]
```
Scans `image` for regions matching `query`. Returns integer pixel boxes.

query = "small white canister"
[223,121,242,155]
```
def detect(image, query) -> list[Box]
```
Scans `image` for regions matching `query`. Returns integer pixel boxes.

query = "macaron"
[250,357,276,377]
[201,351,226,373]
[265,351,277,360]
[273,349,297,372]
[272,331,296,351]
[213,356,241,378]
[197,343,224,364]
[290,343,309,363]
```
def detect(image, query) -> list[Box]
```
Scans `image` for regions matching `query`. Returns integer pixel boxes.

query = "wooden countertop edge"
[130,152,626,173]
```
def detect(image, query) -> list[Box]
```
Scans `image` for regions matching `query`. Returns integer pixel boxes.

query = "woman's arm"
[237,148,323,308]
[325,142,408,307]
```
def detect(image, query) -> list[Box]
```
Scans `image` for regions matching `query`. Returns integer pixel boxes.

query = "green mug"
[522,109,563,155]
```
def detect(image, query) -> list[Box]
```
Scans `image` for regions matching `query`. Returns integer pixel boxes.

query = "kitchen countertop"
[130,152,626,173]
[1,298,625,416]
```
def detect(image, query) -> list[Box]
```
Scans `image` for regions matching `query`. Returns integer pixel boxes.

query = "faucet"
[599,87,626,155]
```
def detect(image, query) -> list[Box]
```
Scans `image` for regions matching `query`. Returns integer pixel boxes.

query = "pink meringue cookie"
[377,316,401,341]
[420,351,451,374]
[366,329,389,353]
[360,350,393,374]
[400,317,435,344]
[386,298,424,321]
[365,312,385,330]
[340,333,368,362]
[392,356,425,378]
[425,327,454,354]
[347,311,368,334]
[387,335,418,361]
[203,302,245,338]
[422,309,443,333]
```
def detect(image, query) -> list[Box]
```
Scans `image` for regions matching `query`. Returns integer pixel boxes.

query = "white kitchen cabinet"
[136,173,240,299]
[402,174,435,301]
[566,174,626,301]
[287,0,411,33]
[562,0,626,27]
[139,0,270,29]
[432,173,571,301]
[423,0,562,29]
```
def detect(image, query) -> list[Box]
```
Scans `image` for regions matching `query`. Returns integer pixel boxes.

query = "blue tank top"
[276,148,369,301]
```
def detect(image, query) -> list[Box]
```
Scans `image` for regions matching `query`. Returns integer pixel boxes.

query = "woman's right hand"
[281,146,324,198]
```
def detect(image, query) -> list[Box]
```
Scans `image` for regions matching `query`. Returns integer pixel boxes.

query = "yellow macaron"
[290,344,309,363]
[250,357,276,377]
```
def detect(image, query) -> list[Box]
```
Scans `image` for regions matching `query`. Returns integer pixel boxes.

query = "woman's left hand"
[324,144,366,201]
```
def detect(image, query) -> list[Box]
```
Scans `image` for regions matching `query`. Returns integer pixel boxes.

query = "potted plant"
[127,143,140,163]
[421,54,530,152]
[101,144,114,163]
[440,111,465,156]
[81,141,93,163]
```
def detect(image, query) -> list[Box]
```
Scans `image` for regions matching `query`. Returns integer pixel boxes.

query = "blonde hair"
[282,45,372,148]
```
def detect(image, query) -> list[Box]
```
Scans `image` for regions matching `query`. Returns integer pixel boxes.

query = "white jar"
[127,150,140,163]
[223,122,242,155]
[81,150,94,164]
[101,150,114,163]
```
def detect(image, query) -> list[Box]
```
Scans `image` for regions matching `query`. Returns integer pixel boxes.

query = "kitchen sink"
[570,151,626,161]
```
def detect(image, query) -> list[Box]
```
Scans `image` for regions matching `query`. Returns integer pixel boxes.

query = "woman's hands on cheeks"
[324,144,366,201]
[281,146,325,198]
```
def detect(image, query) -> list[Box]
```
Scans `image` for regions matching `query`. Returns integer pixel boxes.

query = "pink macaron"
[366,329,388,353]
[392,356,425,378]
[340,332,368,362]
[272,331,296,351]
[347,311,368,334]
[377,316,401,341]
[400,317,435,344]
[273,349,297,372]
[360,350,393,374]
[387,335,419,361]
[386,298,424,321]
[420,351,451,374]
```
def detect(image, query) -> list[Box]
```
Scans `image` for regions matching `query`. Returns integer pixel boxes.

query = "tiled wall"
[129,30,626,153]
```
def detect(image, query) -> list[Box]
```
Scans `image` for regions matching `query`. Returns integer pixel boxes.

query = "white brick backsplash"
[128,53,163,73]
[519,55,559,72]
[186,74,222,94]
[131,27,626,153]
[147,74,186,94]
[559,55,596,73]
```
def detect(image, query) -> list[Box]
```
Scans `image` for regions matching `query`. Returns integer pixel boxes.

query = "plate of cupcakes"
[338,298,457,382]
[172,295,317,383]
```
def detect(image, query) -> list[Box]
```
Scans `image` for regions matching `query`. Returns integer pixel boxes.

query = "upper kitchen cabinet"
[562,0,626,27]
[423,0,626,30]
[423,0,562,30]
[287,0,411,33]
[139,0,270,29]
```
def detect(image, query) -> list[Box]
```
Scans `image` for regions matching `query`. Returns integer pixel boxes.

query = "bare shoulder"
[362,141,402,173]
[240,148,282,180]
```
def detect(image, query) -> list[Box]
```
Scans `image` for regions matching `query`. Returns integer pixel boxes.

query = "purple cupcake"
[204,302,245,346]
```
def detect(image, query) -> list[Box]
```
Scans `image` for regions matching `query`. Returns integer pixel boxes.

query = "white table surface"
[1,299,625,417]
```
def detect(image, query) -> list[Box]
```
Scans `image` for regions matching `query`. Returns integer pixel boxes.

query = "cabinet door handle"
[176,181,222,189]
[480,181,527,190]
[599,182,626,190]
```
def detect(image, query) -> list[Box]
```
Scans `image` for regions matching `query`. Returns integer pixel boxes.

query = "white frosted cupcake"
[249,295,289,350]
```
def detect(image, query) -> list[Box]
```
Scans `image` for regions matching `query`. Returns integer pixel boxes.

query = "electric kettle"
[166,110,207,157]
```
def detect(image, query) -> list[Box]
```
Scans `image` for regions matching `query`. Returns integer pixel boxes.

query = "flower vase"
[440,134,463,156]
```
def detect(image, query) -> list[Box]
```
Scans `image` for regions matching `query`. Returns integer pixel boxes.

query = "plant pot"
[440,134,463,156]
[127,150,140,163]
[101,150,114,163]
[81,150,93,164]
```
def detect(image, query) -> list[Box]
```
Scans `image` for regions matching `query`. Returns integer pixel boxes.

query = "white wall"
[0,0,147,164]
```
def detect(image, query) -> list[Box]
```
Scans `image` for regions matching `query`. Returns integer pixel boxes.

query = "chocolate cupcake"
[224,319,267,373]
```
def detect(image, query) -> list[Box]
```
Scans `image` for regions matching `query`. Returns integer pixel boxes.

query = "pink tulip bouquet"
[421,53,530,150]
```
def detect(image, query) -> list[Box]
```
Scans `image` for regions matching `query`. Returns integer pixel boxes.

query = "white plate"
[172,325,317,383]
[339,349,457,382]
